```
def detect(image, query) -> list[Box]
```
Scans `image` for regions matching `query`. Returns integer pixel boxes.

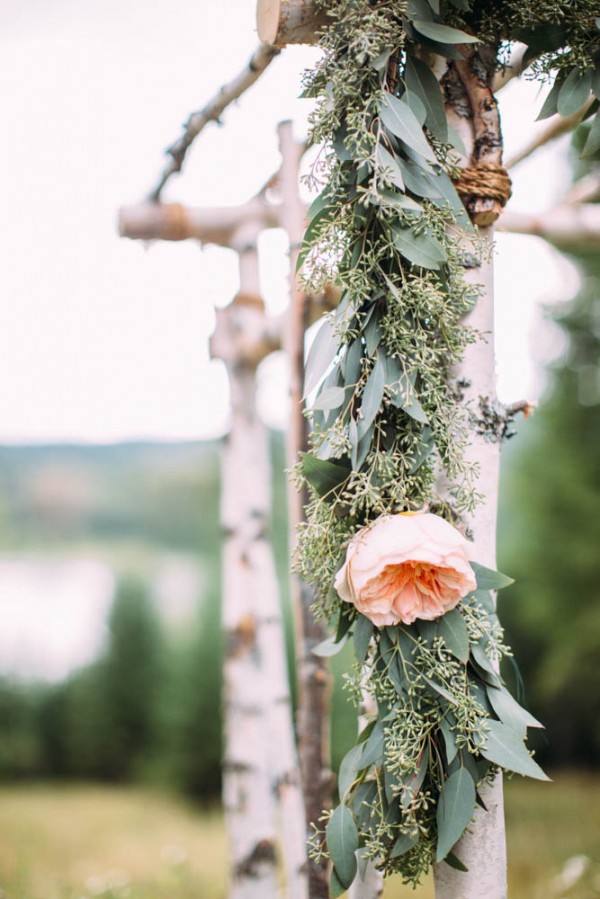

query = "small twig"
[499,203,600,248]
[148,43,280,202]
[506,96,594,170]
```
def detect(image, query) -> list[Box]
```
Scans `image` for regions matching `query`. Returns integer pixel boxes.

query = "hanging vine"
[294,0,600,892]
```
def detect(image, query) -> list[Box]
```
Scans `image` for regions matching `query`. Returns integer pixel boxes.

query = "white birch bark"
[213,237,307,899]
[432,234,507,899]
[433,51,507,899]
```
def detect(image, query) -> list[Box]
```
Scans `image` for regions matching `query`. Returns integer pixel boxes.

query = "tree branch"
[499,202,600,247]
[147,43,280,203]
[506,97,594,170]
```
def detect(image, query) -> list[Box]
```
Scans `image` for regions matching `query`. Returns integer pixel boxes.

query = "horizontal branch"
[506,97,594,169]
[499,203,600,248]
[119,198,282,246]
[147,43,280,202]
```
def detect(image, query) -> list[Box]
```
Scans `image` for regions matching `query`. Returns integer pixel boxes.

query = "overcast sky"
[2,0,579,444]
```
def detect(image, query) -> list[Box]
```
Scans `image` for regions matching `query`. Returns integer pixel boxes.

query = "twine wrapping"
[453,161,513,207]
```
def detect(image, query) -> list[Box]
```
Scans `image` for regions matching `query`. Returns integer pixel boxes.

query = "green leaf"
[304,318,339,396]
[445,850,469,872]
[312,634,349,657]
[390,831,419,858]
[389,372,429,422]
[312,385,346,412]
[376,144,405,190]
[479,720,550,781]
[413,21,480,44]
[405,56,448,141]
[398,157,443,199]
[439,609,469,663]
[537,77,563,120]
[470,642,501,687]
[358,355,385,438]
[582,111,600,157]
[592,66,600,100]
[349,418,359,469]
[326,804,359,889]
[487,685,544,737]
[471,562,514,591]
[422,674,459,706]
[342,338,362,385]
[329,867,347,899]
[393,225,446,270]
[404,90,427,126]
[439,716,458,764]
[557,68,592,117]
[338,744,366,797]
[379,92,436,162]
[300,454,350,497]
[354,615,374,663]
[435,767,476,862]
[360,720,385,768]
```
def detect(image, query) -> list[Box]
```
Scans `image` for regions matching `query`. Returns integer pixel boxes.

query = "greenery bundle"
[294,0,600,890]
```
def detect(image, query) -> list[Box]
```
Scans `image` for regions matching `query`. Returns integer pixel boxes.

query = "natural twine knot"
[452,162,512,225]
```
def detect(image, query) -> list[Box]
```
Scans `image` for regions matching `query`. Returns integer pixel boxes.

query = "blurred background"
[2,1,599,898]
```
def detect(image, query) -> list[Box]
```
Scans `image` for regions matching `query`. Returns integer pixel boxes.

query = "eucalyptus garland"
[293,0,600,892]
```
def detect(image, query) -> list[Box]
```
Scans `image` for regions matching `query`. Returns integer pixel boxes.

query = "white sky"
[1,0,580,444]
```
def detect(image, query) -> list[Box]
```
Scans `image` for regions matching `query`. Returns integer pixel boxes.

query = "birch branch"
[506,96,594,169]
[562,170,600,204]
[147,43,280,202]
[499,202,600,247]
[257,0,326,47]
[119,198,281,245]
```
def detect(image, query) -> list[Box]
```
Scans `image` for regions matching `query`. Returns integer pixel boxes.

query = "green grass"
[0,774,598,899]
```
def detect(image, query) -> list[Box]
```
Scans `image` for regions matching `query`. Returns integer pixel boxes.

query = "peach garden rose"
[334,511,477,627]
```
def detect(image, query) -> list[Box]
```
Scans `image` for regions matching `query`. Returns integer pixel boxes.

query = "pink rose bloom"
[334,511,477,627]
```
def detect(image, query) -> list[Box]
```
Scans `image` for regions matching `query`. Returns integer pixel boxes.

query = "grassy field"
[0,774,598,899]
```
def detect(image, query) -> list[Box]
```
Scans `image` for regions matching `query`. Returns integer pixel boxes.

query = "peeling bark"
[213,261,307,897]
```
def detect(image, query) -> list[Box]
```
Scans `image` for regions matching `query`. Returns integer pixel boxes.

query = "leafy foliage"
[295,0,567,888]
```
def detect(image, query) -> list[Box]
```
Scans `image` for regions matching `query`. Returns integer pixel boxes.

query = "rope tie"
[453,161,512,207]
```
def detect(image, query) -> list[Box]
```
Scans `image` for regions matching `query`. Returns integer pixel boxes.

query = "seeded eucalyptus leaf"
[358,355,385,438]
[593,66,600,100]
[360,720,385,767]
[479,720,550,781]
[329,867,346,899]
[338,744,367,798]
[326,804,359,888]
[470,642,501,687]
[407,0,433,19]
[342,338,363,385]
[403,90,428,126]
[405,56,448,141]
[487,685,544,736]
[427,0,440,11]
[379,92,436,162]
[393,224,447,270]
[557,67,592,117]
[354,614,375,662]
[471,562,514,592]
[439,716,458,764]
[435,767,476,862]
[300,453,350,497]
[399,157,443,199]
[312,385,346,412]
[439,608,469,662]
[582,110,600,157]
[391,831,419,858]
[364,312,381,355]
[371,48,393,73]
[376,144,406,190]
[313,633,349,657]
[349,417,359,469]
[422,674,459,706]
[445,851,469,872]
[413,20,480,44]
[537,77,563,120]
[304,318,339,397]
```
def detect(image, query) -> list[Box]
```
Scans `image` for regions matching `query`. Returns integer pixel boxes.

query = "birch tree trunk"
[213,235,307,898]
[278,120,332,899]
[433,48,508,899]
